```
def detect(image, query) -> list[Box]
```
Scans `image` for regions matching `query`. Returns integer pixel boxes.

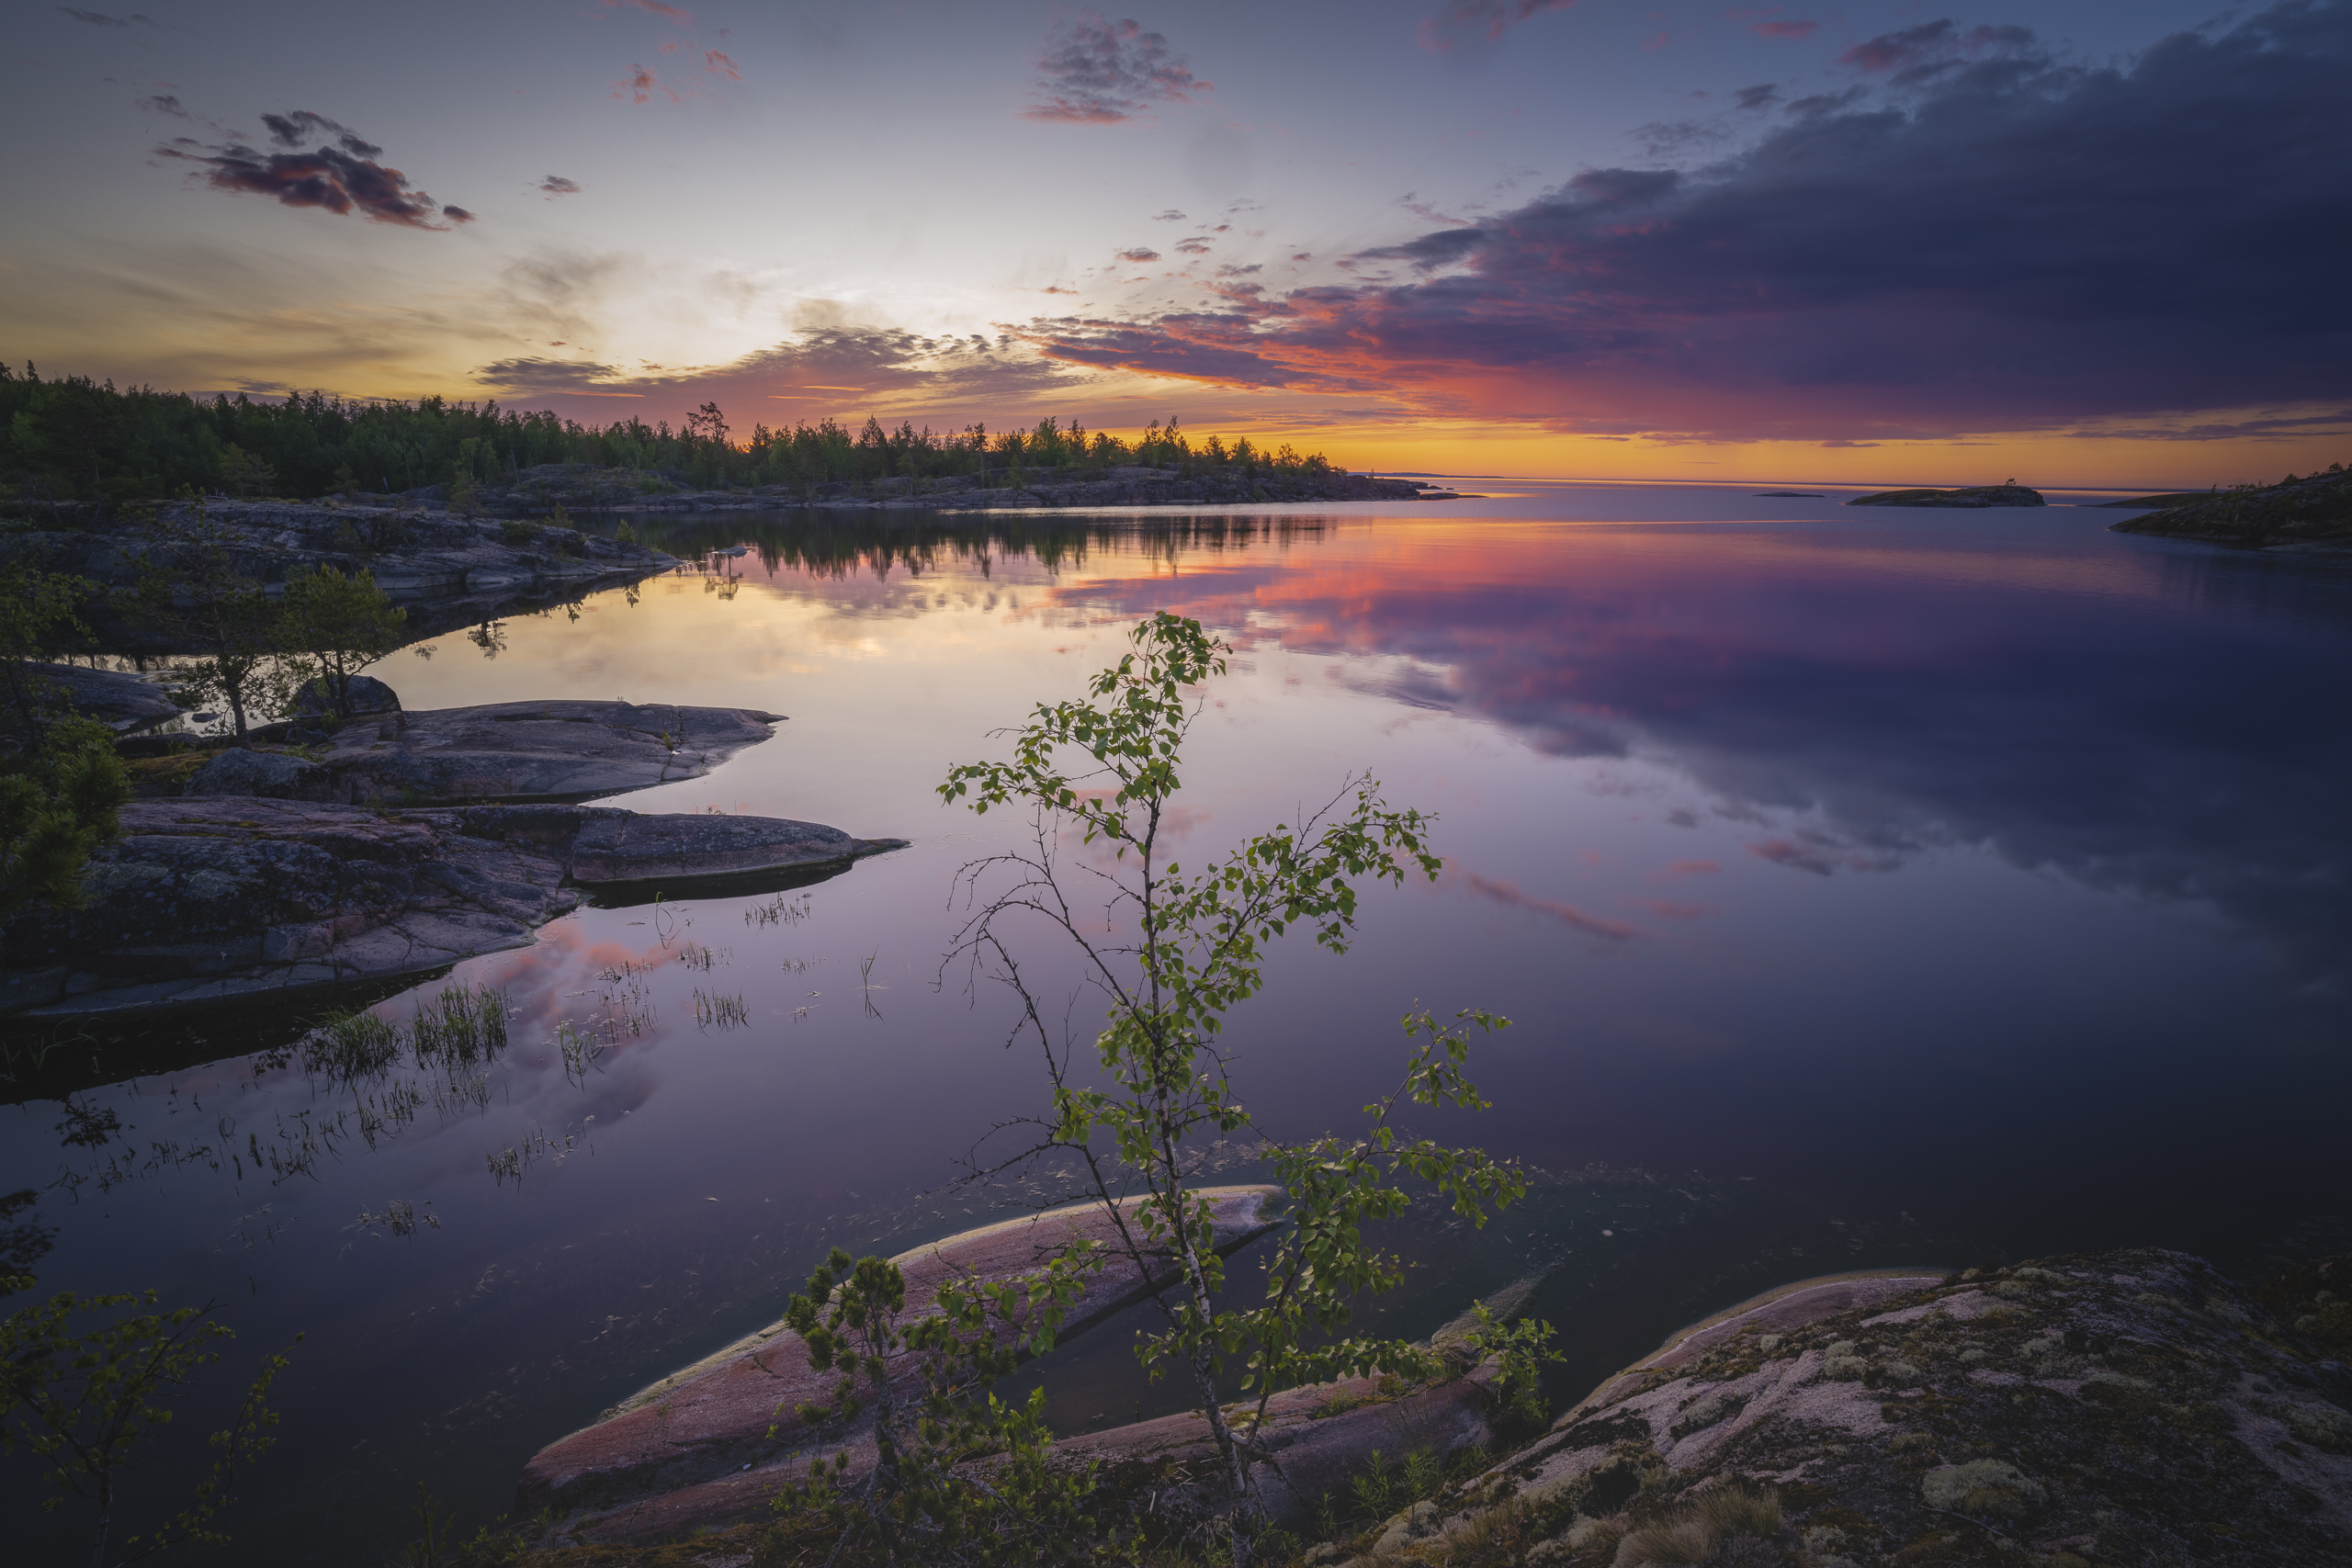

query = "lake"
[7,480,2349,1561]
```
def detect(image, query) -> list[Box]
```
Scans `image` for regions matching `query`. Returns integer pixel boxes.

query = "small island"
[1847,483,2046,508]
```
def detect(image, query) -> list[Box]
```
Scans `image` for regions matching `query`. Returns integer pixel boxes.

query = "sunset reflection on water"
[8,485,2347,1562]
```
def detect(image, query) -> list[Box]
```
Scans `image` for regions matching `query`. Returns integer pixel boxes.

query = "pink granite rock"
[525,1187,1283,1534]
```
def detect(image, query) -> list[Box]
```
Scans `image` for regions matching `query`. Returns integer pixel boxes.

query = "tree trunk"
[89,1470,114,1568]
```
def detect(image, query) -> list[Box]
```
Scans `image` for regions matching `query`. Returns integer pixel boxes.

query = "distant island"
[0,363,1449,512]
[1847,482,2045,508]
[2106,463,2351,547]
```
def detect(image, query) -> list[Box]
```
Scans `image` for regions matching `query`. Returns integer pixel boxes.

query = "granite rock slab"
[525,1188,1283,1537]
[181,747,335,801]
[1,798,903,1017]
[20,661,183,732]
[0,797,578,1017]
[313,701,784,803]
[1453,1248,2352,1568]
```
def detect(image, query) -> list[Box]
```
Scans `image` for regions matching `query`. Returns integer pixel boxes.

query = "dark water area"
[6,481,2348,1562]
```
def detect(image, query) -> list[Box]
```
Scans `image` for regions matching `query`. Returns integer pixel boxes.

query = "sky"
[6,0,2348,486]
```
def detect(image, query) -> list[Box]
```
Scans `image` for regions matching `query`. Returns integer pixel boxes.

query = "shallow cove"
[4,480,2348,1562]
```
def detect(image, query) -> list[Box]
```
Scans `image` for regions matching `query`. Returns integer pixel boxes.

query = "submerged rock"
[0,797,904,1017]
[1847,484,2046,508]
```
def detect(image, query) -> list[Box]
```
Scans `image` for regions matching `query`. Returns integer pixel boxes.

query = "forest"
[0,364,1337,505]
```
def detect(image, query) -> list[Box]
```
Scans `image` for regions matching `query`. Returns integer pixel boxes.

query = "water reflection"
[7,495,2346,1563]
[986,525,2352,1023]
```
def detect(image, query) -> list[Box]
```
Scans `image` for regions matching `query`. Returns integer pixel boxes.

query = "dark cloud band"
[1026,2,2352,442]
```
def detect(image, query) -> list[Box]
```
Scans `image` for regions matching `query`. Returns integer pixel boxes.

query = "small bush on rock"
[1919,1458,2044,1518]
[1607,1483,1781,1568]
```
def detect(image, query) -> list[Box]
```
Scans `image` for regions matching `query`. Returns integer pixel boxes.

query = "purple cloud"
[1838,18,2038,83]
[262,110,380,158]
[1023,2,2352,443]
[158,112,469,231]
[1725,8,1818,41]
[539,175,583,196]
[1022,13,1210,124]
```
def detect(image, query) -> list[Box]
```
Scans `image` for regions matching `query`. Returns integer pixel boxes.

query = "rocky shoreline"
[407,461,1464,517]
[2109,468,2352,547]
[512,1235,2352,1565]
[0,796,903,1017]
[2,696,907,1017]
[0,499,676,644]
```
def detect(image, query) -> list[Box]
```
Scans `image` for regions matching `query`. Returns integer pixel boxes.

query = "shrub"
[1919,1459,2044,1518]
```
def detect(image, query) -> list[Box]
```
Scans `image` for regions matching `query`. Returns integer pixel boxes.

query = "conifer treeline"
[0,365,1336,504]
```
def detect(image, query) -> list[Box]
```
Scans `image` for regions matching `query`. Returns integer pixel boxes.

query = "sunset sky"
[7,0,2347,486]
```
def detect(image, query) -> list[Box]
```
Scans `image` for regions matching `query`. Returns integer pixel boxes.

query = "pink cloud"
[1420,0,1577,52]
[1667,859,1721,875]
[1462,870,1638,941]
[1747,837,1901,876]
[612,64,675,105]
[1724,7,1816,40]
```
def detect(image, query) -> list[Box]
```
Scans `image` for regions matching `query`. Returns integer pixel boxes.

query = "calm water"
[8,481,2350,1561]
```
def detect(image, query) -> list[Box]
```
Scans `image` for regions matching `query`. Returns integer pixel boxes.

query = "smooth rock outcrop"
[0,797,579,1017]
[1054,1360,1505,1534]
[449,803,903,886]
[17,661,182,732]
[524,1189,1284,1539]
[0,798,904,1016]
[1433,1249,2352,1568]
[180,747,334,801]
[1847,484,2045,508]
[311,701,783,803]
[289,674,401,717]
